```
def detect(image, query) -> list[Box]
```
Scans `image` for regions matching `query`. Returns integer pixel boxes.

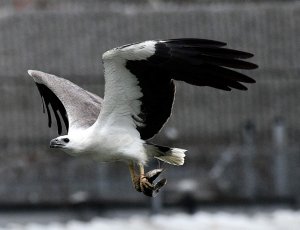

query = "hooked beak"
[49,138,64,148]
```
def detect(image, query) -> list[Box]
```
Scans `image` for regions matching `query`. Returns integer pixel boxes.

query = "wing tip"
[27,69,44,81]
[27,69,40,76]
[249,78,256,84]
[27,70,56,85]
[27,69,35,76]
[250,63,259,69]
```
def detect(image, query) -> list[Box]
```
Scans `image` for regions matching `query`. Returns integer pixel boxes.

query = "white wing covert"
[94,41,164,135]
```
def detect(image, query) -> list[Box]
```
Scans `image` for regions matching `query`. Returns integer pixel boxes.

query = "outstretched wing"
[96,38,257,140]
[28,70,102,134]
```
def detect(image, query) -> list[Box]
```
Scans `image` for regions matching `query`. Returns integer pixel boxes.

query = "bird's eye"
[63,138,70,143]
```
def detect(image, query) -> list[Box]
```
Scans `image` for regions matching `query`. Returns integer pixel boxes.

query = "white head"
[50,135,70,149]
[49,133,87,155]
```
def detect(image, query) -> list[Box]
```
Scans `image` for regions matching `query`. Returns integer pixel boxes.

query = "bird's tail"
[145,143,186,166]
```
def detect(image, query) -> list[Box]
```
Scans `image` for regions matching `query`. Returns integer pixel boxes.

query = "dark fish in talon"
[155,178,167,191]
[145,168,164,183]
[142,186,155,197]
[153,178,167,196]
[144,178,167,197]
[145,176,167,197]
[140,169,167,197]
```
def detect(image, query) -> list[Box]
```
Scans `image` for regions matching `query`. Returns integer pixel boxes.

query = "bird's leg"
[138,163,154,193]
[129,161,167,196]
[128,161,141,192]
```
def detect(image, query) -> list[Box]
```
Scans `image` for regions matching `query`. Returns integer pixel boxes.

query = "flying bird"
[28,38,257,197]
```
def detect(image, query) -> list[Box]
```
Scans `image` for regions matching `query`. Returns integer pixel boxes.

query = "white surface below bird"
[28,38,257,197]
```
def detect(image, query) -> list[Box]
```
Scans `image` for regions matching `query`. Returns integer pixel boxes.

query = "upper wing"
[28,70,102,134]
[96,38,257,140]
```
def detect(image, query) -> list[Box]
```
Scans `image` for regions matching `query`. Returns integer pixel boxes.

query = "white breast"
[80,125,147,163]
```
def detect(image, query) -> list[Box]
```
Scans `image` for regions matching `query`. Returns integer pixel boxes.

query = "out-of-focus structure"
[0,0,299,208]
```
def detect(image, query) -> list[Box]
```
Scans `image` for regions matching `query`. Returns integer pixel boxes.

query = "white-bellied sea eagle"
[28,38,257,197]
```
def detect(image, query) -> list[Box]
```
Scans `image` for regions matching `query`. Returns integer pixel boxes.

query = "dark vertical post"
[242,121,256,199]
[151,192,163,215]
[273,117,289,197]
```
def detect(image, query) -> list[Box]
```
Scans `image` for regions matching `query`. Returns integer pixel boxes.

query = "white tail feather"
[154,148,186,165]
[145,144,186,166]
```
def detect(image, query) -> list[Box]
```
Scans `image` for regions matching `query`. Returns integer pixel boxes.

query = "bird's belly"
[84,132,147,163]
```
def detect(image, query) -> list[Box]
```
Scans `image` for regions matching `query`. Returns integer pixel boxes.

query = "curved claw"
[141,169,167,197]
[145,168,164,183]
[142,178,167,197]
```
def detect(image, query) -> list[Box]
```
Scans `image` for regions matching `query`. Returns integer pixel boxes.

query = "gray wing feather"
[28,70,102,133]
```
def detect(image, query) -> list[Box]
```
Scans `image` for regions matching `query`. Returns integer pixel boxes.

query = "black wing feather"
[153,39,258,90]
[36,83,69,135]
[126,60,175,140]
[171,47,254,59]
[124,38,257,140]
[166,38,227,47]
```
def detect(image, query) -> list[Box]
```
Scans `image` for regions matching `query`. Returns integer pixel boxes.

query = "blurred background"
[0,0,300,229]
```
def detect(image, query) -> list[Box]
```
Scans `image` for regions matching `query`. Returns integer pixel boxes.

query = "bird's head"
[49,135,71,150]
[49,133,88,156]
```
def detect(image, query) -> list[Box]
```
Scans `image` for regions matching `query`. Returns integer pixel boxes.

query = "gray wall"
[0,0,299,205]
